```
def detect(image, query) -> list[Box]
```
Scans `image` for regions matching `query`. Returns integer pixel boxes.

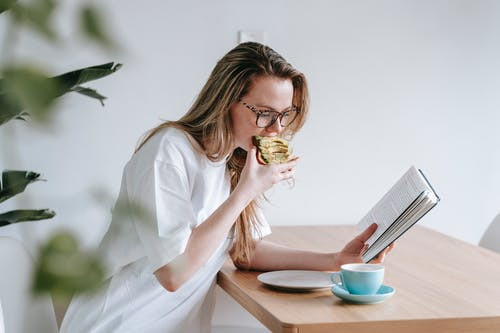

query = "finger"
[387,242,395,253]
[356,223,378,243]
[368,250,387,264]
[247,147,258,166]
[278,158,299,173]
[277,165,296,176]
[380,247,391,256]
[373,244,393,262]
[281,170,295,179]
[375,252,386,263]
[376,243,394,258]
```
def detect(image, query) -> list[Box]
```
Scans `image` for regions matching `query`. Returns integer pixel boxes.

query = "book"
[357,166,440,262]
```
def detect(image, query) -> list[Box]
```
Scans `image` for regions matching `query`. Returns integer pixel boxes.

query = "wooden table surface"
[217,225,500,333]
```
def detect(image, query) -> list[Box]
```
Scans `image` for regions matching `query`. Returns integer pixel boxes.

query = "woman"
[61,42,393,333]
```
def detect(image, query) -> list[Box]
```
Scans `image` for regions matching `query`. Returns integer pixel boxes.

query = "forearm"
[185,188,250,268]
[155,188,251,291]
[247,240,339,272]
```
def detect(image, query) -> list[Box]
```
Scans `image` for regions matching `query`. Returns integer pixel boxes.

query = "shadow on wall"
[479,213,500,253]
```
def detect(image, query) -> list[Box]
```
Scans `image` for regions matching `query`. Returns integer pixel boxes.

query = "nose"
[266,117,283,134]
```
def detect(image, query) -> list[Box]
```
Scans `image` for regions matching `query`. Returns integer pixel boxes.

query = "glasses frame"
[241,102,300,128]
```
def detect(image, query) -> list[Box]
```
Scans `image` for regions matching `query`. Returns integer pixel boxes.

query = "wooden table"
[217,225,500,333]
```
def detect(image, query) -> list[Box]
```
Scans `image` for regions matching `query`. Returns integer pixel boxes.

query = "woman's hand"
[235,147,298,200]
[333,223,395,270]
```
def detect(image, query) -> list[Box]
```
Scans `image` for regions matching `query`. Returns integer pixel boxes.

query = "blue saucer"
[331,284,395,304]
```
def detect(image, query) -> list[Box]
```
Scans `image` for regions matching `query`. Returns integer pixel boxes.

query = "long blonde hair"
[136,42,309,268]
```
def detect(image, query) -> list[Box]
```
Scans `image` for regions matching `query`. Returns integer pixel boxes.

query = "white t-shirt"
[61,127,271,333]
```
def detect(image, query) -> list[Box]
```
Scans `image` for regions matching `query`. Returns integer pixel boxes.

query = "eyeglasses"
[241,102,300,128]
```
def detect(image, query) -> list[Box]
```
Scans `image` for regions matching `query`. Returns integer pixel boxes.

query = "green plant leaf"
[0,209,55,226]
[0,0,17,14]
[70,86,106,106]
[79,4,115,50]
[32,231,105,301]
[54,62,122,95]
[0,170,43,203]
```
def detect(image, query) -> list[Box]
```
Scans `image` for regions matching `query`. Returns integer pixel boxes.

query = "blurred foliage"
[0,62,122,125]
[0,0,17,14]
[80,4,116,50]
[9,0,57,40]
[32,231,105,302]
[93,188,153,228]
[1,66,61,123]
[0,0,119,125]
[0,0,121,300]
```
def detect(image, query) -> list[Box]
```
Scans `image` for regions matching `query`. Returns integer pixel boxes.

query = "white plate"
[257,270,334,291]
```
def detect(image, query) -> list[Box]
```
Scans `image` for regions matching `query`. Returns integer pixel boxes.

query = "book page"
[357,166,434,246]
[362,194,436,261]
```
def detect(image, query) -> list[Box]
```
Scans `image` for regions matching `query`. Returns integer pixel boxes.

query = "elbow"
[158,276,180,292]
[154,266,184,292]
[162,280,181,292]
[232,257,251,271]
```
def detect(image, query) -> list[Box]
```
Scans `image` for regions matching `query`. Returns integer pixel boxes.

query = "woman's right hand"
[235,147,299,200]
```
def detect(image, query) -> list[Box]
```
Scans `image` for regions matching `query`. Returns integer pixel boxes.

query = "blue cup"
[331,263,384,295]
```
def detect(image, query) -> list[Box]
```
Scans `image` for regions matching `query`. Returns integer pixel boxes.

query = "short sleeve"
[129,160,196,273]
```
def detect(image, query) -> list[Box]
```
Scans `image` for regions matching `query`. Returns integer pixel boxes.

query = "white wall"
[1,0,499,329]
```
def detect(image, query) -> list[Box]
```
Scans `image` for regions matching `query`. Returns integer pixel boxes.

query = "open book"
[357,166,440,262]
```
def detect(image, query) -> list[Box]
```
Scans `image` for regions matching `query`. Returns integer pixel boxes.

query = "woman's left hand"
[334,223,395,270]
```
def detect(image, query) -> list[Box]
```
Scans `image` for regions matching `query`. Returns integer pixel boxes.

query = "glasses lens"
[257,111,275,128]
[280,110,299,127]
[254,108,299,128]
